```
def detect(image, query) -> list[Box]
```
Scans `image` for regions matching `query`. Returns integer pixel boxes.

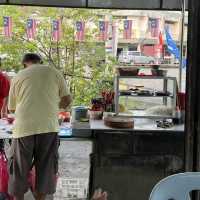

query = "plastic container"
[71,106,88,122]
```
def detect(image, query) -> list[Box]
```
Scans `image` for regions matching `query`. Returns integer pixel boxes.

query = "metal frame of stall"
[0,0,189,10]
[1,0,200,198]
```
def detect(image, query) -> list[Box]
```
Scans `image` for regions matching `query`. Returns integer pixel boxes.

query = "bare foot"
[91,188,108,200]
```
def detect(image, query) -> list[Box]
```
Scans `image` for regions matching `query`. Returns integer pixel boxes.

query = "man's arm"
[8,78,16,113]
[58,72,72,109]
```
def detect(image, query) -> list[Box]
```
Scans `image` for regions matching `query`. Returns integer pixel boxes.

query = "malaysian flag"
[123,20,132,40]
[99,21,109,41]
[149,18,160,37]
[76,21,85,41]
[3,16,12,38]
[26,19,37,40]
[52,20,62,42]
[159,31,164,49]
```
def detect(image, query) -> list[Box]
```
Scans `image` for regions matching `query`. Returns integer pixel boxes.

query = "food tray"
[104,116,134,129]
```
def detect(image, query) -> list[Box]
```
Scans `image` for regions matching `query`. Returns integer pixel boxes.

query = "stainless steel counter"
[90,119,184,132]
[0,118,184,139]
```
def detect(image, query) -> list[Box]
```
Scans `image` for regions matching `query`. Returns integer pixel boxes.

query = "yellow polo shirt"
[8,64,69,138]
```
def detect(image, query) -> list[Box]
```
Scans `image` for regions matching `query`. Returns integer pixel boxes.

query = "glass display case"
[114,75,177,119]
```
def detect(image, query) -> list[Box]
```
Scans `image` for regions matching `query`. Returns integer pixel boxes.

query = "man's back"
[7,53,71,200]
[9,64,68,138]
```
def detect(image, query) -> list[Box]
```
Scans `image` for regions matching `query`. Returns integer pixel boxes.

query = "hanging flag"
[52,20,62,42]
[76,21,85,41]
[156,31,164,55]
[159,31,164,47]
[165,28,180,60]
[123,20,132,40]
[3,16,12,38]
[112,22,118,57]
[26,19,37,40]
[99,21,109,41]
[165,28,186,68]
[154,32,164,60]
[149,18,159,37]
[158,31,164,58]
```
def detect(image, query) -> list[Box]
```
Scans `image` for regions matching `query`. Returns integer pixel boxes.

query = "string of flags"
[2,16,161,42]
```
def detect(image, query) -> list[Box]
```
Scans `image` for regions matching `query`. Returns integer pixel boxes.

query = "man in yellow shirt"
[8,53,71,200]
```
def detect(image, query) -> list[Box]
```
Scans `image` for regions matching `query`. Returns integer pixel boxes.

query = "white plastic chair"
[149,172,200,200]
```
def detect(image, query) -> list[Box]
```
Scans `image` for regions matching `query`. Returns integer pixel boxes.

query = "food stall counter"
[90,119,184,132]
[0,118,185,139]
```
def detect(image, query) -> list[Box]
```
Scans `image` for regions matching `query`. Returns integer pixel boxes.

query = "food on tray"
[119,104,126,112]
[146,106,173,116]
[129,88,139,91]
[156,120,174,128]
[136,89,154,96]
[120,90,132,95]
[134,85,144,88]
[155,91,171,96]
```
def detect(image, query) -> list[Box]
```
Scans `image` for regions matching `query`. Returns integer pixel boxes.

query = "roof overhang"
[0,0,188,10]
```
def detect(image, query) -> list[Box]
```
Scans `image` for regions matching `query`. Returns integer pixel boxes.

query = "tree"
[0,6,115,106]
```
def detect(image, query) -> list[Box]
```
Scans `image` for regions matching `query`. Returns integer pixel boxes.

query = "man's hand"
[91,189,108,200]
[59,95,72,109]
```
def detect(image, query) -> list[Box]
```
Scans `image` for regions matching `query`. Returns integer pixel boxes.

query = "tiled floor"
[24,140,92,200]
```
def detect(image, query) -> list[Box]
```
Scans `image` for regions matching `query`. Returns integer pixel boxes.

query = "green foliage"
[0,6,115,106]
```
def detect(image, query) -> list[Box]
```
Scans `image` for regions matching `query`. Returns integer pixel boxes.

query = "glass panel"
[0,6,186,132]
[9,0,86,7]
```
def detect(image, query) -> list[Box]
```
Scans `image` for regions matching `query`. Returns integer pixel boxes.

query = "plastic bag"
[28,166,59,193]
[0,151,9,193]
[28,167,36,192]
[0,151,13,200]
